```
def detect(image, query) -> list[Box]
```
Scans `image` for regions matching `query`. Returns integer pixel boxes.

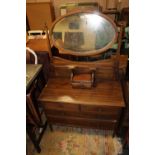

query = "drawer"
[47,115,117,130]
[71,82,92,89]
[45,109,118,120]
[81,105,121,115]
[42,101,79,111]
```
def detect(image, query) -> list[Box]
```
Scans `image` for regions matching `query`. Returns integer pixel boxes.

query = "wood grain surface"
[39,78,125,107]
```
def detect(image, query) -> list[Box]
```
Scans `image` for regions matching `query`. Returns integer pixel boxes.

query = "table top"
[26,64,42,90]
[50,10,117,56]
[26,39,49,52]
[38,78,125,108]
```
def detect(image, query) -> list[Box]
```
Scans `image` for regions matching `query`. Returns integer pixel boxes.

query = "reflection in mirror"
[51,12,117,55]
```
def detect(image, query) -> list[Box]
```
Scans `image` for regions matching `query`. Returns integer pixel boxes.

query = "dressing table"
[38,10,128,135]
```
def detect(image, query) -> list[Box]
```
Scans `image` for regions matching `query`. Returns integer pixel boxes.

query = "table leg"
[27,127,41,153]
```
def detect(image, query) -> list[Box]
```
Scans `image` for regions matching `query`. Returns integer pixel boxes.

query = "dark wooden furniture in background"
[26,26,52,82]
[26,64,47,153]
[26,23,53,59]
[26,39,49,53]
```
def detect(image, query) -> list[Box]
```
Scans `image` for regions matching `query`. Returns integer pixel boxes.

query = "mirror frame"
[50,10,118,56]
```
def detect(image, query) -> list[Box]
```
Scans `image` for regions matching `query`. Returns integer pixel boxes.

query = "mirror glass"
[51,12,117,55]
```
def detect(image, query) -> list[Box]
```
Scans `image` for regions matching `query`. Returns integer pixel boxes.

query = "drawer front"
[71,82,92,89]
[81,105,121,115]
[45,109,118,120]
[47,115,117,130]
[42,101,79,111]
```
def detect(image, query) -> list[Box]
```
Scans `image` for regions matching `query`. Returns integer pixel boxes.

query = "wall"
[26,0,129,29]
[26,0,55,29]
[26,0,129,17]
[52,0,129,18]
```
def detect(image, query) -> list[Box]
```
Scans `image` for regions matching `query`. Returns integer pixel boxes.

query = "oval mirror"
[50,10,118,56]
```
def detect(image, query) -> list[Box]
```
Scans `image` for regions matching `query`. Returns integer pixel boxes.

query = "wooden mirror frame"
[50,10,118,56]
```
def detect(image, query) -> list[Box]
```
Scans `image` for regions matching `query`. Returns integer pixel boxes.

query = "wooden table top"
[26,39,49,52]
[38,78,125,108]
